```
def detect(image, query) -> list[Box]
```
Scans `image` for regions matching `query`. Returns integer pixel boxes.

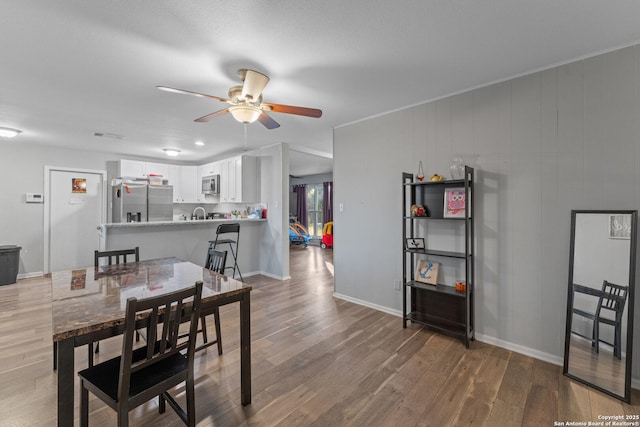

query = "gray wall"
[334,45,640,376]
[0,143,117,276]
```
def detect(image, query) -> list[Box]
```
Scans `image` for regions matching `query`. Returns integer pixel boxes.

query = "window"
[306,184,324,238]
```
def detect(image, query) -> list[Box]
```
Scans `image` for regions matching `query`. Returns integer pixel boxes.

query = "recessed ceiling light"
[0,127,22,138]
[163,148,181,157]
[195,141,204,146]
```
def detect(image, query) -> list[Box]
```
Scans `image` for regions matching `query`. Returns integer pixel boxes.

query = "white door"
[46,168,105,272]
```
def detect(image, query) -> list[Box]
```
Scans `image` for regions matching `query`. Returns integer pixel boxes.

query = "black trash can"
[0,245,21,286]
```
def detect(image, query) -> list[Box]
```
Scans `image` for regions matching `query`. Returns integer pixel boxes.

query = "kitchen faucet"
[192,206,206,220]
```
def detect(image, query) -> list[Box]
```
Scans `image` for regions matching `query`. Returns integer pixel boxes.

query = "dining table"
[50,257,252,427]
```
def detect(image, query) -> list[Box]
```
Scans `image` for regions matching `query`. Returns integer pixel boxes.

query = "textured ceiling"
[2,1,640,175]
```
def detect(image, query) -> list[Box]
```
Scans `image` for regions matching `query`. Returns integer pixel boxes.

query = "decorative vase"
[416,161,424,181]
[450,155,464,180]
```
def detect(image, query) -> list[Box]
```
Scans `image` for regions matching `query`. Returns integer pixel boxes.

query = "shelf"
[403,216,471,221]
[404,248,469,259]
[405,312,467,335]
[406,281,467,297]
[404,179,468,187]
[402,167,474,348]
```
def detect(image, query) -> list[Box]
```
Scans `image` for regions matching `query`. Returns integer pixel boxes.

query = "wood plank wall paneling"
[333,44,640,380]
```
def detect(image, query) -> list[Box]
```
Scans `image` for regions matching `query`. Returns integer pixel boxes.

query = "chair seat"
[78,343,187,403]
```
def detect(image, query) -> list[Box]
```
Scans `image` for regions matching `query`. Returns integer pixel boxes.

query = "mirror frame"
[563,209,637,402]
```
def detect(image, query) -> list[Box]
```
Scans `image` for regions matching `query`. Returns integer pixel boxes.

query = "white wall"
[334,44,640,377]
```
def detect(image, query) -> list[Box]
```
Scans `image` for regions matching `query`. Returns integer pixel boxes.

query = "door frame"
[44,166,107,273]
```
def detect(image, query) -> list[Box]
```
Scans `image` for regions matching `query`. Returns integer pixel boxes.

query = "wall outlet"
[394,279,402,290]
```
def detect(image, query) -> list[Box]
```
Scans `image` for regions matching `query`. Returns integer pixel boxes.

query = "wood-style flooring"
[1,245,639,426]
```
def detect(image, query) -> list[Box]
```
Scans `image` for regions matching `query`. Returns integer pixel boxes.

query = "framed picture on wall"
[405,238,425,250]
[443,187,466,218]
[609,214,632,239]
[415,259,439,285]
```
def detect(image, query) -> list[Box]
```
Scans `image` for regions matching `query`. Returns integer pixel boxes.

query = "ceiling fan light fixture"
[163,148,181,157]
[229,105,261,124]
[0,127,22,138]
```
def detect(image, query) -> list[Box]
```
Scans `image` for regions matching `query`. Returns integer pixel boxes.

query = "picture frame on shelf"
[443,187,466,218]
[405,238,425,250]
[415,259,439,285]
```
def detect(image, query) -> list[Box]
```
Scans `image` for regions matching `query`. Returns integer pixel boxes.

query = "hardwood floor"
[1,245,639,426]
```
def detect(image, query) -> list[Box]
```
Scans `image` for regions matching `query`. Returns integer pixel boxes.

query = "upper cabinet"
[220,155,257,203]
[118,160,170,179]
[119,156,258,204]
[168,165,198,203]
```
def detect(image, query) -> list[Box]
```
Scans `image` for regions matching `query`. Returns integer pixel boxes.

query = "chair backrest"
[206,248,227,274]
[118,281,203,403]
[216,223,240,235]
[597,280,628,320]
[94,247,139,267]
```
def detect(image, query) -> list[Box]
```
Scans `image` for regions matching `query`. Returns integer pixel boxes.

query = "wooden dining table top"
[50,257,251,342]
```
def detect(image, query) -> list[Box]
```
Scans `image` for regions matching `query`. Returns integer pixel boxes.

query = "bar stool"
[206,223,244,281]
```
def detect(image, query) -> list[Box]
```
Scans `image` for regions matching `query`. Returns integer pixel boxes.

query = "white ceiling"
[3,1,640,176]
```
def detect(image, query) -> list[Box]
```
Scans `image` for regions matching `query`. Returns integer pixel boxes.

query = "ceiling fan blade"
[194,108,230,122]
[258,112,280,129]
[156,86,230,103]
[239,69,269,101]
[263,103,323,118]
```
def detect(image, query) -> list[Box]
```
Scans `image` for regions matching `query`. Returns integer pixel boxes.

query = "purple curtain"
[323,181,333,223]
[293,184,307,227]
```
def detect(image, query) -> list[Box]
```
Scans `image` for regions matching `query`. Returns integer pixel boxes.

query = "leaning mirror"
[563,210,637,402]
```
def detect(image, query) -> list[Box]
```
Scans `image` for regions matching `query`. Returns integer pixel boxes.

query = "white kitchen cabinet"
[118,160,170,180]
[220,155,257,203]
[168,165,198,203]
[145,162,170,179]
[178,166,198,203]
[119,159,146,178]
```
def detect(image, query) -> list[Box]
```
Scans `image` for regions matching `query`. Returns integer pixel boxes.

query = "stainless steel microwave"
[202,174,220,195]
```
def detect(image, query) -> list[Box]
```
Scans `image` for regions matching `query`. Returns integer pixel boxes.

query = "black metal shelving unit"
[402,166,475,347]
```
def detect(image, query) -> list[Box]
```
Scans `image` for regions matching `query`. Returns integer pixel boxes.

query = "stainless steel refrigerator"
[112,184,173,222]
[147,185,173,222]
[112,183,148,222]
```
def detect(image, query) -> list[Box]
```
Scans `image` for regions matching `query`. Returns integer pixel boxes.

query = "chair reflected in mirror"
[571,280,628,359]
[564,210,637,403]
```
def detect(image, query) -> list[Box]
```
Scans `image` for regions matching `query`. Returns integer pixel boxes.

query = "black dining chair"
[594,280,628,359]
[571,280,628,359]
[196,248,226,354]
[94,247,139,267]
[78,281,203,427]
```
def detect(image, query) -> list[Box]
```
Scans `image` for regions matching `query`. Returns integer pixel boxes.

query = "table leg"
[57,339,75,427]
[240,293,251,405]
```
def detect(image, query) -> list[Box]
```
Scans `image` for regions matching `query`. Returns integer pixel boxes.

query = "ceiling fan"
[157,69,322,129]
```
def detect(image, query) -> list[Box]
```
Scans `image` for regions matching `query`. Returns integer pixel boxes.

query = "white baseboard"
[17,271,44,280]
[475,333,564,366]
[242,270,291,281]
[332,292,403,317]
[331,292,640,390]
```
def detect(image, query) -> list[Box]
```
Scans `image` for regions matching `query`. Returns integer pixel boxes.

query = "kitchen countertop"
[102,218,266,228]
